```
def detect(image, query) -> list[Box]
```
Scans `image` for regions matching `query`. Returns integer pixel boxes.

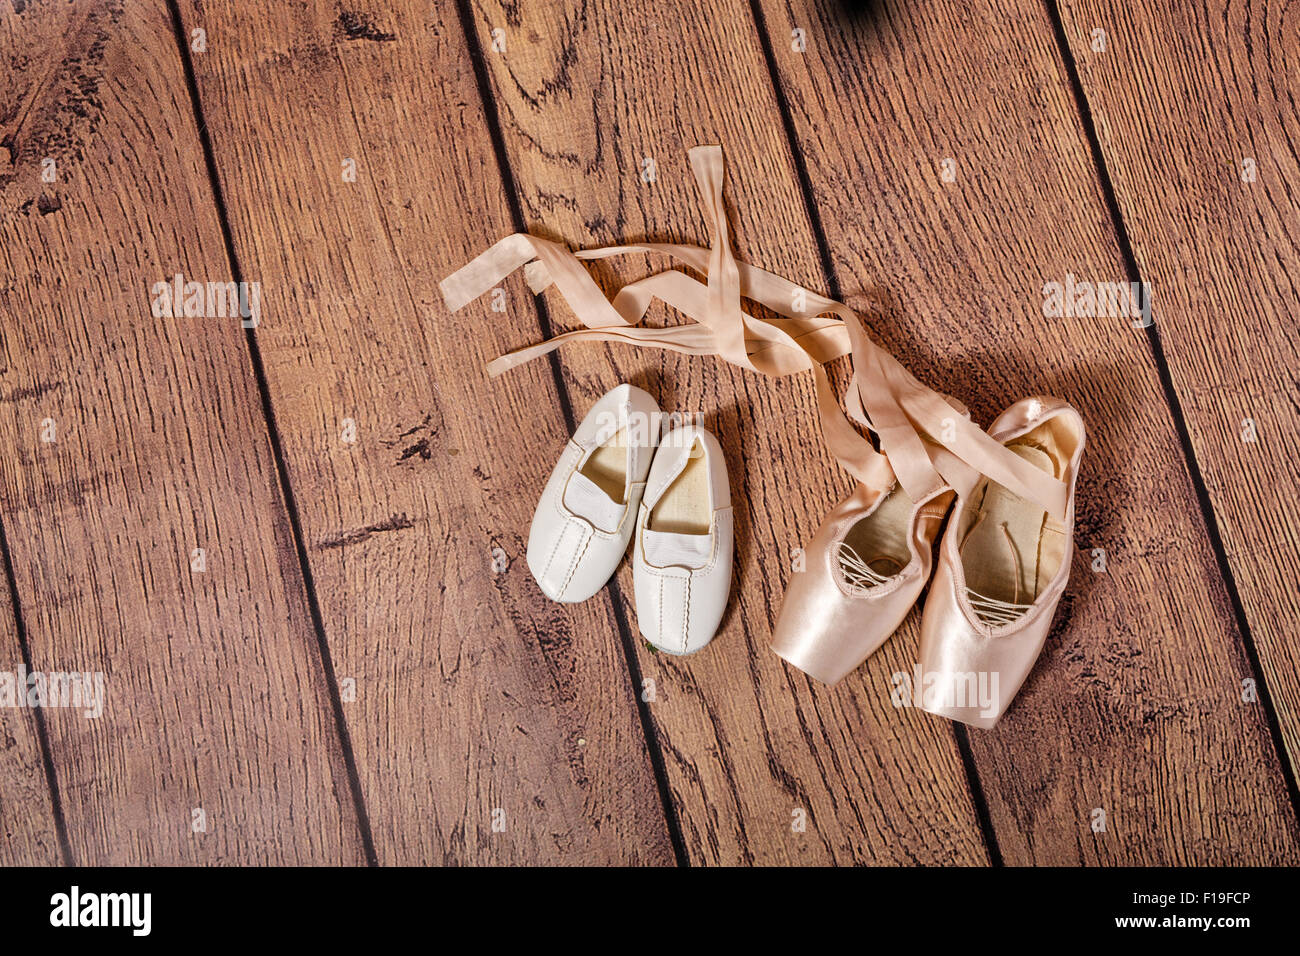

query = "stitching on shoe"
[550,445,582,523]
[539,519,567,592]
[557,521,591,598]
[540,445,584,596]
[682,575,691,653]
[657,576,664,647]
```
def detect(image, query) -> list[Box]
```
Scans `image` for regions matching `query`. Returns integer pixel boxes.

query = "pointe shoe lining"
[838,485,916,590]
[958,419,1074,623]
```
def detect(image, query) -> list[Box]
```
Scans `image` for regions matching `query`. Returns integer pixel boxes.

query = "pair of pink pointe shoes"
[773,396,1085,728]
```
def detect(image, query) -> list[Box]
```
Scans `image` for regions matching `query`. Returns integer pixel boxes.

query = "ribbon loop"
[441,147,1070,520]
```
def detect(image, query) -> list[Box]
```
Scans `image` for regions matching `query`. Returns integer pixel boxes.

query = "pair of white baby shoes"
[526,385,733,655]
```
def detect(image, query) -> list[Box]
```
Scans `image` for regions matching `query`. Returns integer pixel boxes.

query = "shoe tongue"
[641,528,711,570]
[563,471,625,532]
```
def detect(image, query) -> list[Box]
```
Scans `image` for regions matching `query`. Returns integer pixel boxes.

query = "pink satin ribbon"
[440,146,1069,522]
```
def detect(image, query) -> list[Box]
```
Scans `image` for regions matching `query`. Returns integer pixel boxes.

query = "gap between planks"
[451,0,691,868]
[164,0,379,866]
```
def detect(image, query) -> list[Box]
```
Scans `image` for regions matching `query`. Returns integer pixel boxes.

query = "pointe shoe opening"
[579,426,632,504]
[647,438,711,535]
[837,485,914,592]
[958,418,1076,625]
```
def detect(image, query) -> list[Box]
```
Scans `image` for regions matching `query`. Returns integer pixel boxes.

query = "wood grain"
[171,0,675,863]
[1056,0,1300,780]
[0,574,60,865]
[0,0,364,863]
[468,0,991,864]
[3,0,1293,867]
[756,0,1300,862]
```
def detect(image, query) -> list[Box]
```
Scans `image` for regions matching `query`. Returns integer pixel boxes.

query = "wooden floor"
[0,0,1297,865]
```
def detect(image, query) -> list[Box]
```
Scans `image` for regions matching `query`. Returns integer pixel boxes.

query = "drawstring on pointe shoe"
[965,591,1034,627]
[836,543,905,594]
[959,515,1034,627]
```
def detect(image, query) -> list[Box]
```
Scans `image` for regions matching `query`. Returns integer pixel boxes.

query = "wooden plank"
[0,0,364,863]
[171,0,674,863]
[0,574,60,865]
[756,0,1300,862]
[468,0,991,863]
[1055,0,1300,783]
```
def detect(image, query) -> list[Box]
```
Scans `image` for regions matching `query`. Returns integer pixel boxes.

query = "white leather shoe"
[527,384,660,603]
[632,425,733,654]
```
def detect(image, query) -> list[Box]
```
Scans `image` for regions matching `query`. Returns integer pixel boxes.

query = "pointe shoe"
[632,425,733,655]
[771,474,954,684]
[527,384,660,602]
[918,397,1085,728]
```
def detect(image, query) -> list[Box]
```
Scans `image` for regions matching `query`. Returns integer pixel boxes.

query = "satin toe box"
[917,562,1050,728]
[771,563,925,685]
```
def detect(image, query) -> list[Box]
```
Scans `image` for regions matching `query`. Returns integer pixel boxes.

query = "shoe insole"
[648,449,710,535]
[841,485,914,579]
[961,442,1056,605]
[579,428,629,503]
